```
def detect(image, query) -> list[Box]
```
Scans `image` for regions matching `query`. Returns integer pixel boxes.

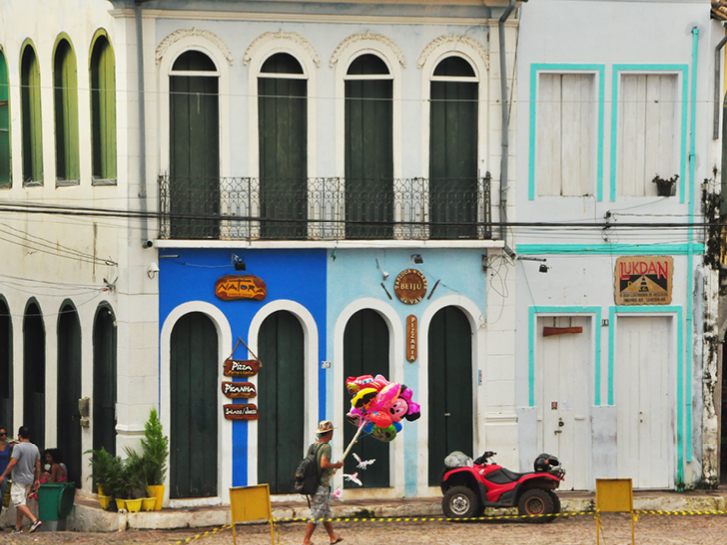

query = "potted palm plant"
[120,450,147,513]
[140,408,169,511]
[85,447,116,508]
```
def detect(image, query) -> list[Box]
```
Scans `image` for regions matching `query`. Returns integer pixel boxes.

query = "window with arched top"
[429,55,478,239]
[169,50,220,239]
[54,38,80,185]
[0,50,10,188]
[345,54,393,239]
[258,52,307,239]
[89,33,116,184]
[21,43,43,186]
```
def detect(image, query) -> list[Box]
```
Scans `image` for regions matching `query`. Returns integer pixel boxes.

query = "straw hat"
[316,420,336,434]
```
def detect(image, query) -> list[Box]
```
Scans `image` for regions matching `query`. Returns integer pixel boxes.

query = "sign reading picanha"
[221,381,257,399]
[223,358,260,377]
[215,275,267,301]
[394,269,427,304]
[614,256,673,305]
[223,403,259,420]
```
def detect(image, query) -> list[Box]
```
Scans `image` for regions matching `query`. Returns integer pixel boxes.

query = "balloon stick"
[336,419,367,473]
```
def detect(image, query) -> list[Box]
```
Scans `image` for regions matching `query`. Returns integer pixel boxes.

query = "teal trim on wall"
[516,243,704,256]
[609,64,689,203]
[529,64,605,201]
[528,306,602,407]
[608,305,684,485]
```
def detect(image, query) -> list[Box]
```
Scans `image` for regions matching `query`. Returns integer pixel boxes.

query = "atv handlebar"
[473,451,496,465]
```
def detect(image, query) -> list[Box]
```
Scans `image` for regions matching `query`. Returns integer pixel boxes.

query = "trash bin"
[37,482,75,531]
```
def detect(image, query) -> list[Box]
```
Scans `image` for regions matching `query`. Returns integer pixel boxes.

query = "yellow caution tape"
[168,523,233,545]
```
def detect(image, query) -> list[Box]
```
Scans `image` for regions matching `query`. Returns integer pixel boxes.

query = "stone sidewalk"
[1,486,725,533]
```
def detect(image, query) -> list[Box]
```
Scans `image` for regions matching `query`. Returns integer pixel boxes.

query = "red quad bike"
[441,451,565,522]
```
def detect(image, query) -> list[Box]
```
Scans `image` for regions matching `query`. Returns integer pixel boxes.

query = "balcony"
[158,175,493,242]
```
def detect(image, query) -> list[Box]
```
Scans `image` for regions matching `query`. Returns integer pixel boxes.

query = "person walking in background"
[0,426,42,533]
[302,420,344,545]
[0,426,12,515]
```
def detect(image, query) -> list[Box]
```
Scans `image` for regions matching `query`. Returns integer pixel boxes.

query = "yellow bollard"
[229,484,276,545]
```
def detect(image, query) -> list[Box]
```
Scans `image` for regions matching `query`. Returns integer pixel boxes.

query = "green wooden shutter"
[57,305,82,487]
[343,310,391,488]
[93,306,117,456]
[430,57,478,239]
[170,313,218,498]
[0,300,12,432]
[258,53,307,240]
[90,37,116,181]
[428,306,473,485]
[23,303,45,452]
[21,45,43,185]
[345,55,393,239]
[0,52,10,187]
[257,311,305,494]
[54,40,80,183]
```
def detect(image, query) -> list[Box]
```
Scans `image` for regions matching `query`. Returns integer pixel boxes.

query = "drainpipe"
[135,0,150,247]
[499,0,519,248]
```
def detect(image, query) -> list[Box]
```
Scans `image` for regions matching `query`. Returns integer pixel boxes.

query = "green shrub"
[140,408,169,486]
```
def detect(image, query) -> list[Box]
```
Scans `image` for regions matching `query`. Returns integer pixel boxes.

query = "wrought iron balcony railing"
[158,175,492,241]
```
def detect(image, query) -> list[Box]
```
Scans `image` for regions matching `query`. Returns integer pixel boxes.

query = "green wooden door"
[345,54,393,239]
[93,305,117,455]
[259,53,307,240]
[0,299,12,431]
[257,311,304,493]
[428,306,472,485]
[54,39,80,183]
[170,313,218,498]
[57,304,82,486]
[170,51,219,239]
[343,309,390,488]
[23,302,45,452]
[429,57,478,240]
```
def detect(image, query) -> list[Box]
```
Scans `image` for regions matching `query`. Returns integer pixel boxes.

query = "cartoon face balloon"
[389,398,409,422]
[352,388,378,411]
[369,423,400,442]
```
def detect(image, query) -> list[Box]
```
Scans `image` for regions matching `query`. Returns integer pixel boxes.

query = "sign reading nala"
[614,256,673,305]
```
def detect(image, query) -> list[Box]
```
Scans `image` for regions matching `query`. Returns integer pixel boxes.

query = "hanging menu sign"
[221,381,257,399]
[614,256,673,305]
[223,358,260,377]
[406,315,417,362]
[223,404,259,420]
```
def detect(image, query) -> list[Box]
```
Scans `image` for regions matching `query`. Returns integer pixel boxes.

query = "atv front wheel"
[442,486,481,519]
[517,488,556,523]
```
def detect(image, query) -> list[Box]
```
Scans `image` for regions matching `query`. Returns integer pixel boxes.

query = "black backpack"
[294,442,323,496]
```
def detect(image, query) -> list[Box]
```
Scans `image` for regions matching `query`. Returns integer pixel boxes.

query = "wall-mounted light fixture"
[412,254,423,264]
[232,254,246,271]
[147,263,159,279]
[539,264,550,273]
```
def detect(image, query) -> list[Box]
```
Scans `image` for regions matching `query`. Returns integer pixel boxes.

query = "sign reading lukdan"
[614,256,673,305]
[223,403,259,420]
[215,275,267,301]
[223,358,260,377]
[221,381,257,399]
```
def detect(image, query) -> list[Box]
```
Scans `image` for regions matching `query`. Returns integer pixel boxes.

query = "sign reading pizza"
[223,358,260,377]
[223,403,259,420]
[394,269,427,304]
[221,381,257,399]
[614,256,673,305]
[215,275,267,301]
[406,315,417,362]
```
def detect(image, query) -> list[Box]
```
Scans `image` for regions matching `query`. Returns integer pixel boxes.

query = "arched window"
[0,50,10,187]
[345,54,393,239]
[258,53,307,239]
[90,33,116,184]
[429,55,478,239]
[21,43,43,186]
[54,38,80,185]
[23,300,45,451]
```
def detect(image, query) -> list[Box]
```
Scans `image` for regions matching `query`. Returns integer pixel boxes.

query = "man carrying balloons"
[302,420,345,545]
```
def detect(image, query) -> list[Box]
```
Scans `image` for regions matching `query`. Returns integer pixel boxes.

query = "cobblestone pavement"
[2,514,727,545]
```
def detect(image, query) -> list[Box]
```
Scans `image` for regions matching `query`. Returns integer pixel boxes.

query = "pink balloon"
[373,383,401,413]
[389,398,408,422]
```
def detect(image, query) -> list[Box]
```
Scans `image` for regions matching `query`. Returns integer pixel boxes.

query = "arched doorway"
[428,306,472,485]
[58,301,82,486]
[257,311,304,493]
[23,300,45,451]
[0,297,12,430]
[93,305,117,455]
[343,309,390,488]
[170,313,218,498]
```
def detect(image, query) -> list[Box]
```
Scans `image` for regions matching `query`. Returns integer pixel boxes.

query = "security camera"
[382,271,390,280]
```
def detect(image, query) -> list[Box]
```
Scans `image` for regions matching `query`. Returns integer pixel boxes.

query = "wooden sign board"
[406,315,417,362]
[614,256,673,306]
[394,269,427,305]
[224,358,260,377]
[215,275,267,301]
[222,381,257,399]
[224,404,259,420]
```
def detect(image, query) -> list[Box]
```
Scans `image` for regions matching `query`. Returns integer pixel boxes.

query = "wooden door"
[428,307,472,485]
[0,299,12,431]
[23,302,45,451]
[536,316,591,490]
[57,304,82,486]
[429,56,478,239]
[616,316,671,488]
[257,311,304,493]
[93,305,117,455]
[170,313,218,498]
[343,310,390,488]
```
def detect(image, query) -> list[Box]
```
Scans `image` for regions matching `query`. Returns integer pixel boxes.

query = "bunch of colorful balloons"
[345,374,421,442]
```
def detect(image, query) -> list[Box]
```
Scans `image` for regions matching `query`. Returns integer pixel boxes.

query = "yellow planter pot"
[115,499,126,511]
[97,485,105,497]
[142,497,156,511]
[98,494,111,510]
[125,498,142,513]
[146,485,165,511]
